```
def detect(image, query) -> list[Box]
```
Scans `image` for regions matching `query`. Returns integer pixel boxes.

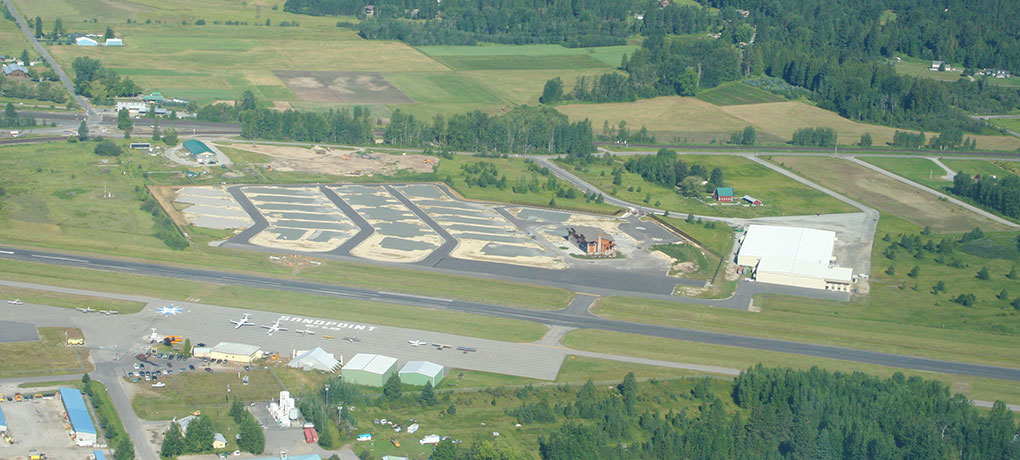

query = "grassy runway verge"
[1,286,146,313]
[0,327,93,378]
[0,259,549,343]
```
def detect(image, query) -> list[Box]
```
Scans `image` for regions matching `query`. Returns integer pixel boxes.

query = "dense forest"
[951,171,1020,218]
[384,105,594,155]
[287,0,656,47]
[297,365,1017,460]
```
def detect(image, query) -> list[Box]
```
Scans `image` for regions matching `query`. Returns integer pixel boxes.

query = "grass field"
[988,118,1020,132]
[655,215,734,256]
[0,259,551,342]
[554,155,854,217]
[696,81,786,106]
[942,159,1019,178]
[591,293,1020,369]
[559,329,1020,404]
[0,327,92,377]
[415,44,636,68]
[895,57,1020,88]
[860,157,954,190]
[557,96,761,144]
[437,156,622,214]
[719,101,1020,150]
[769,156,1011,232]
[0,11,33,57]
[1,286,145,313]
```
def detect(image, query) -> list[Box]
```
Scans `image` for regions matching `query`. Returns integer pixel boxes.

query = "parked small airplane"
[76,306,95,313]
[456,346,477,353]
[432,343,452,350]
[261,318,288,336]
[99,310,119,315]
[342,336,361,343]
[230,313,254,329]
[408,340,427,347]
[323,335,334,340]
[7,298,22,305]
[295,329,316,336]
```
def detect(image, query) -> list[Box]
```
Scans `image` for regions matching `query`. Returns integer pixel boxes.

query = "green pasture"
[696,81,786,106]
[385,72,503,105]
[860,156,954,190]
[943,158,1019,178]
[437,156,622,214]
[431,54,609,71]
[554,155,854,218]
[988,118,1020,132]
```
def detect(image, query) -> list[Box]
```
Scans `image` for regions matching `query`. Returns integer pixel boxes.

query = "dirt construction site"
[227,143,439,177]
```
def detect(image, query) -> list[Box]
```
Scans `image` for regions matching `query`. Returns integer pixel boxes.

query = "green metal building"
[183,139,212,155]
[341,353,397,387]
[398,361,446,386]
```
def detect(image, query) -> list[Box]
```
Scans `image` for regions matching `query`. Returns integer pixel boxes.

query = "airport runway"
[2,247,1019,382]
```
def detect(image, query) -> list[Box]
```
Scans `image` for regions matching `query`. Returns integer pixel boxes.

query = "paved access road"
[2,246,1019,382]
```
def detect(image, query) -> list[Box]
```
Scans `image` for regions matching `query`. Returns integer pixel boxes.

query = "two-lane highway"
[2,245,1019,382]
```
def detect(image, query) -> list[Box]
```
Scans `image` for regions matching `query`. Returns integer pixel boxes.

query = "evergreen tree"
[151,123,160,141]
[34,16,42,38]
[886,264,895,275]
[859,133,872,147]
[77,120,89,141]
[229,398,245,423]
[908,265,920,278]
[383,374,402,400]
[238,416,265,454]
[160,423,184,457]
[19,49,29,65]
[116,108,133,134]
[1007,266,1017,279]
[163,128,178,146]
[238,89,257,111]
[447,403,457,415]
[81,373,90,386]
[105,26,115,39]
[184,414,214,452]
[431,440,459,460]
[540,77,564,104]
[997,289,1009,300]
[420,381,438,406]
[977,266,990,280]
[113,435,134,460]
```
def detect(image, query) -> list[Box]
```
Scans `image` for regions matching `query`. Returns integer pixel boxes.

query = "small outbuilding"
[742,195,762,206]
[213,433,227,449]
[342,353,397,387]
[0,405,7,432]
[713,186,734,202]
[76,37,98,46]
[399,361,446,386]
[288,347,342,373]
[143,92,165,103]
[105,38,123,46]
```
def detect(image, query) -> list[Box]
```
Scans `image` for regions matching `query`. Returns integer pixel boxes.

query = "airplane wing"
[278,327,288,331]
[260,325,271,329]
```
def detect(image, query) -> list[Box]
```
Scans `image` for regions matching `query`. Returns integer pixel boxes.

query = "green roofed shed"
[142,92,164,103]
[713,186,734,202]
[183,139,212,155]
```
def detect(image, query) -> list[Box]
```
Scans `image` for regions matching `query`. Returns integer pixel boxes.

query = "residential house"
[2,63,29,78]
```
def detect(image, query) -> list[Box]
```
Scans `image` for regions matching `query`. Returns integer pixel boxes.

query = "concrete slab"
[0,320,39,343]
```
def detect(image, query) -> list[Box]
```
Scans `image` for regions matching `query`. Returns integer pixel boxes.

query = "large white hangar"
[737,224,853,291]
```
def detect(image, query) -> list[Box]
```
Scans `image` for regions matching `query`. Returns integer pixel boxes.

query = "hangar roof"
[60,387,97,435]
[741,224,849,280]
[343,353,397,375]
[399,361,444,377]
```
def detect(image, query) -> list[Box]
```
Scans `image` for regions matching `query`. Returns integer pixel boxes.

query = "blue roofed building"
[60,387,97,446]
[0,404,7,432]
[93,450,107,460]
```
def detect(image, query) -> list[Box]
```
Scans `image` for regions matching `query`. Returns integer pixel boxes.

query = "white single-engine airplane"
[8,298,23,305]
[99,310,119,315]
[295,329,316,336]
[230,313,254,329]
[261,319,288,336]
[76,306,95,313]
[408,340,426,347]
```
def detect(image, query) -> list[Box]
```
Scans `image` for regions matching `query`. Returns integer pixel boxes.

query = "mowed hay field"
[695,81,786,106]
[558,96,788,144]
[720,101,1020,150]
[770,156,1012,232]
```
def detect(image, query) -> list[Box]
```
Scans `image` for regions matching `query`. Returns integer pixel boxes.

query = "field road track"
[846,156,1019,229]
[3,0,94,119]
[2,246,1020,382]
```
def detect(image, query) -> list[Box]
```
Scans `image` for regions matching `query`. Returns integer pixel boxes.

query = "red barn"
[713,187,734,202]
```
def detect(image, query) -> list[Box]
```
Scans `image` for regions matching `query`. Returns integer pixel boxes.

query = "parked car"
[189,364,195,370]
[204,368,213,373]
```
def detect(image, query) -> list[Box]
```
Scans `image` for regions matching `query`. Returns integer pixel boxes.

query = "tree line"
[239,106,374,145]
[952,170,1020,218]
[384,105,594,155]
